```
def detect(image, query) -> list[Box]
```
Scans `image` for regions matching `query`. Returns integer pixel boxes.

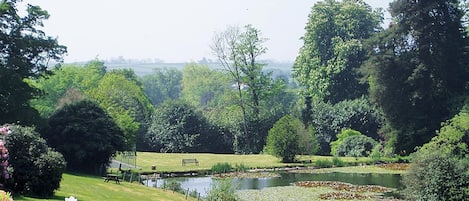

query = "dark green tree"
[292,0,382,104]
[146,101,225,153]
[5,125,65,197]
[361,0,469,154]
[45,100,126,175]
[0,0,66,125]
[265,115,312,162]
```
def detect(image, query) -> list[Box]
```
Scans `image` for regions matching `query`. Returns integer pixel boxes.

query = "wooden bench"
[182,158,199,166]
[104,174,120,184]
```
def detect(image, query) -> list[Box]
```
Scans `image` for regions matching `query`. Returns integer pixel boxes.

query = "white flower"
[65,196,77,201]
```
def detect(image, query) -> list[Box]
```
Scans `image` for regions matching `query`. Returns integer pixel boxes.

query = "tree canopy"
[360,0,469,154]
[0,0,66,125]
[45,100,127,175]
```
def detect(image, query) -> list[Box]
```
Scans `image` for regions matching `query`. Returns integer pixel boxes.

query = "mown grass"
[129,152,376,173]
[14,173,194,201]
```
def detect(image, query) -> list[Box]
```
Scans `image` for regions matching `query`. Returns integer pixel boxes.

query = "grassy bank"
[14,173,194,201]
[127,152,376,173]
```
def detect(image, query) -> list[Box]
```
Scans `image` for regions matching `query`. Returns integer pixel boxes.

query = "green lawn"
[14,173,194,201]
[129,152,375,172]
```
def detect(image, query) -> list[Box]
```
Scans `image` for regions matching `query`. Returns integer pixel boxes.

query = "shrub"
[332,157,345,167]
[205,179,239,201]
[330,129,362,155]
[403,152,469,201]
[234,163,248,172]
[265,115,308,162]
[315,159,333,168]
[402,111,469,200]
[336,135,378,157]
[211,162,232,174]
[5,125,66,197]
[162,180,183,193]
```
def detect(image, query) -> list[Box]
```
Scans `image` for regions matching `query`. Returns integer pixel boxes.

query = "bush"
[5,125,66,197]
[265,115,308,162]
[162,180,183,193]
[315,159,333,168]
[332,157,345,167]
[402,111,469,200]
[205,179,239,201]
[311,98,383,155]
[211,162,232,174]
[336,135,378,157]
[330,129,362,156]
[403,152,469,201]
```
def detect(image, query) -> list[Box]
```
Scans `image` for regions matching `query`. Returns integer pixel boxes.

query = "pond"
[144,172,402,197]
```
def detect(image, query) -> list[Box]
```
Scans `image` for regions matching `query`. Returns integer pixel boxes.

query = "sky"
[27,0,393,63]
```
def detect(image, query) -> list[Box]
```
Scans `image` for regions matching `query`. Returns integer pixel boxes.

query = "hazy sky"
[28,0,393,63]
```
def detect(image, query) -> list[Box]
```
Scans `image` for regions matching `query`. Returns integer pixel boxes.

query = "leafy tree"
[298,125,320,155]
[330,129,362,156]
[265,115,309,162]
[45,100,126,175]
[292,0,382,104]
[141,68,182,106]
[360,0,469,154]
[5,125,66,197]
[212,25,286,153]
[0,0,66,125]
[311,98,383,155]
[336,135,378,157]
[146,101,221,153]
[181,63,230,108]
[31,60,106,117]
[88,69,153,149]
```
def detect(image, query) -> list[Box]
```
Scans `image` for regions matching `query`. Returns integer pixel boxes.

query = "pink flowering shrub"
[0,126,11,187]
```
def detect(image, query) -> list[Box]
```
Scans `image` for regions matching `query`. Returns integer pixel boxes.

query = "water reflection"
[145,172,402,197]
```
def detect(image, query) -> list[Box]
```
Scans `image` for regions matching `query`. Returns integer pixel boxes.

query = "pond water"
[145,172,402,197]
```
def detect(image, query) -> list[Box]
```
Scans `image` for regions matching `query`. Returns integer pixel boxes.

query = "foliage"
[181,63,230,108]
[315,159,333,168]
[403,152,469,201]
[311,98,383,155]
[336,135,378,157]
[292,0,382,103]
[265,115,307,162]
[211,24,284,153]
[211,162,232,174]
[330,129,362,156]
[0,0,66,126]
[5,125,65,197]
[205,179,239,201]
[31,60,106,118]
[403,109,469,200]
[140,68,182,106]
[298,125,319,155]
[162,180,184,193]
[88,69,153,149]
[45,100,126,175]
[360,0,469,154]
[146,101,225,153]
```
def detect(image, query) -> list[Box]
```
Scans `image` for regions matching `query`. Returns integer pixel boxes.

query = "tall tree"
[0,0,66,125]
[292,0,382,104]
[211,25,279,153]
[361,0,469,154]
